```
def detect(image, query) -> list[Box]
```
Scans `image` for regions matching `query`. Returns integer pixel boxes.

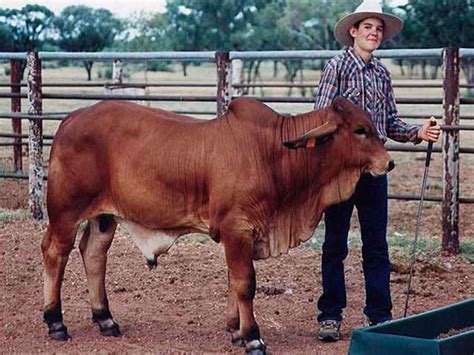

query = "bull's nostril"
[388,160,395,171]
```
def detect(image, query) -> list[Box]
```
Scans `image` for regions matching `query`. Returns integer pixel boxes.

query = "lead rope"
[403,120,436,318]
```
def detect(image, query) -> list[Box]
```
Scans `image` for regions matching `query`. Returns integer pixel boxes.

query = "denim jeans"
[317,174,392,324]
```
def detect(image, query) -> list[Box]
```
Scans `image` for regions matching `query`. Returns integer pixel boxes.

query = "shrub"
[146,60,173,72]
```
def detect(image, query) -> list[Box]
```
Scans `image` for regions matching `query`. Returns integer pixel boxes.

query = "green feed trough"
[349,298,474,355]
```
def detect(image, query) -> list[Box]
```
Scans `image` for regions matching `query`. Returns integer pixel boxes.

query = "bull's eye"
[354,127,367,136]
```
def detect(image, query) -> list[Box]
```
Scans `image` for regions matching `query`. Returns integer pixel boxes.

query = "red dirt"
[1,178,473,354]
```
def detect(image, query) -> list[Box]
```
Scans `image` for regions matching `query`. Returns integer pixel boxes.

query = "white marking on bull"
[116,218,176,261]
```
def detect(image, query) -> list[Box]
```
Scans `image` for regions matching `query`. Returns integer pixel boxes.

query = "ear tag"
[305,138,317,148]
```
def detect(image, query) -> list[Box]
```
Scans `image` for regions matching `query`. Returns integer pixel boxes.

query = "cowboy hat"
[334,0,404,47]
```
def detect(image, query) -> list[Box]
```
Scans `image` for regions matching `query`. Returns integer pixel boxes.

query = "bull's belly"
[115,217,209,263]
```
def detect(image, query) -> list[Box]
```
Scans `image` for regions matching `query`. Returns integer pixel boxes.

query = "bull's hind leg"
[79,215,120,336]
[221,227,266,354]
[226,270,245,347]
[42,221,78,340]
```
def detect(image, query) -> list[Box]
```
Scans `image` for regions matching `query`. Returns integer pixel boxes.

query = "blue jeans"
[317,174,392,324]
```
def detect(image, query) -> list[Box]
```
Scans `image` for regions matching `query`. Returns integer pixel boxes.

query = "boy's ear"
[349,26,358,39]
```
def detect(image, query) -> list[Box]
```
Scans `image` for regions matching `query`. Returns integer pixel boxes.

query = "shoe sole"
[318,335,340,342]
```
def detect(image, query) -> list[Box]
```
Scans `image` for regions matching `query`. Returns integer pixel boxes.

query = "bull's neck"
[275,108,359,219]
[275,109,329,196]
[277,108,330,175]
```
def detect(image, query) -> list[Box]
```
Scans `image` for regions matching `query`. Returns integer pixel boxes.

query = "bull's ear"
[283,121,338,149]
[332,96,347,115]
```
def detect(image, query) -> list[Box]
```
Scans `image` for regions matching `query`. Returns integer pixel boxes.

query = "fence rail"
[1,48,473,254]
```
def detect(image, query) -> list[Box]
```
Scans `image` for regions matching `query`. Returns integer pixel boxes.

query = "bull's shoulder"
[227,98,279,123]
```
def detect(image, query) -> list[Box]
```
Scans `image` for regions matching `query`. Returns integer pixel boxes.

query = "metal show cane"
[403,119,437,318]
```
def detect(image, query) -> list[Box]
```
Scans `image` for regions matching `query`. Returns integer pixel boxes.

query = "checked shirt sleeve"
[314,62,338,110]
[386,79,421,144]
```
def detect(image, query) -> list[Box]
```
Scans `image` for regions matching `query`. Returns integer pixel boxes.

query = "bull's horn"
[283,121,338,149]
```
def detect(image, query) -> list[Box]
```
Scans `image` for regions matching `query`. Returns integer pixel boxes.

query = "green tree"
[0,4,56,78]
[399,0,474,84]
[248,0,353,93]
[120,11,170,52]
[0,25,15,52]
[55,5,122,80]
[165,0,270,75]
[117,11,173,73]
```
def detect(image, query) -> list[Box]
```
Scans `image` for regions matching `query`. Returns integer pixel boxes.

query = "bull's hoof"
[96,319,121,337]
[100,323,121,337]
[247,349,266,355]
[48,322,70,341]
[92,310,121,337]
[231,334,245,347]
[245,339,266,354]
[227,327,245,347]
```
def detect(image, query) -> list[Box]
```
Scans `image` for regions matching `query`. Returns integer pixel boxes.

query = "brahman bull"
[42,97,392,354]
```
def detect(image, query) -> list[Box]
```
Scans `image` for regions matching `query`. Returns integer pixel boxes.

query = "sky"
[2,0,408,19]
[1,0,168,18]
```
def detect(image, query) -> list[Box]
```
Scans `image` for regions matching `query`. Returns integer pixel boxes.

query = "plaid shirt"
[315,47,420,143]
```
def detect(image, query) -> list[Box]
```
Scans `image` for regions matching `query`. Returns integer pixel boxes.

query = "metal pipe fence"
[1,48,473,254]
[4,82,473,88]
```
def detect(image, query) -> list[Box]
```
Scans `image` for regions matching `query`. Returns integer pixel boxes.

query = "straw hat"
[334,0,404,47]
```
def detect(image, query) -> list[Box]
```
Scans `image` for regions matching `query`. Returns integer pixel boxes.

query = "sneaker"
[318,320,341,341]
[365,317,392,327]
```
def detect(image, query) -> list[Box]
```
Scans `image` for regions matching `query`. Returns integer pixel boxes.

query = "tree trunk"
[397,59,405,76]
[19,60,27,81]
[252,60,264,96]
[408,61,415,78]
[181,62,188,76]
[246,61,255,95]
[83,61,94,81]
[461,59,474,96]
[299,61,306,97]
[282,61,298,96]
[421,59,427,80]
[431,64,439,80]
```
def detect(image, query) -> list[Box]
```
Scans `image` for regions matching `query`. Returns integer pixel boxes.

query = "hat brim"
[334,12,403,47]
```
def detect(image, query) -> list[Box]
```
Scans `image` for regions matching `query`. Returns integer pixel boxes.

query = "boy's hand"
[417,117,440,142]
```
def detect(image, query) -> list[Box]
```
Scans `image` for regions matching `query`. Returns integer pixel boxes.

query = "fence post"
[112,59,123,84]
[26,51,45,221]
[441,47,460,254]
[10,59,23,172]
[216,51,231,117]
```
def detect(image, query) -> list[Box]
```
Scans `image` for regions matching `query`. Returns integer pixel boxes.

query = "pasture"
[0,60,473,353]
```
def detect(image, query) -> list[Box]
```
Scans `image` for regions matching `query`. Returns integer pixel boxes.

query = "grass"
[0,208,29,222]
[304,222,474,264]
[459,241,474,263]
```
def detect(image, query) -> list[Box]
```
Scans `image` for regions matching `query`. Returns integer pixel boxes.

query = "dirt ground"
[0,178,473,354]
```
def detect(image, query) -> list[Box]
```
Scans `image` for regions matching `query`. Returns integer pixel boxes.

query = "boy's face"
[349,17,384,53]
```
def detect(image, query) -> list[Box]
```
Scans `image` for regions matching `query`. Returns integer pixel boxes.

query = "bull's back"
[48,101,212,226]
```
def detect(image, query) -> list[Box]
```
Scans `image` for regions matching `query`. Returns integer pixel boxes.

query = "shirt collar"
[347,47,378,71]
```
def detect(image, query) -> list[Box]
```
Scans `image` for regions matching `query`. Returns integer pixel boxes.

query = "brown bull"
[42,97,392,354]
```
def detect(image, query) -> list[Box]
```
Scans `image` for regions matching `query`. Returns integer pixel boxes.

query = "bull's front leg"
[79,216,120,337]
[222,228,266,355]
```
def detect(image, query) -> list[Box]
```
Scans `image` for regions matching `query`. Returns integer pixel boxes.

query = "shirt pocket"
[342,86,361,106]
